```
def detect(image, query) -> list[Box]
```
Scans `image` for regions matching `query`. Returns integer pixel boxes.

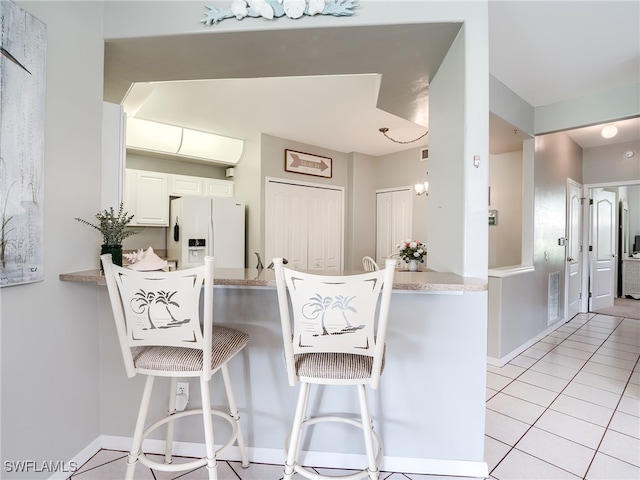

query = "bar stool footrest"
[135,408,241,473]
[285,415,383,480]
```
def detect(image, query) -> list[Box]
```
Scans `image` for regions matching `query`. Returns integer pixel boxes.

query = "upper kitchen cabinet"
[125,169,169,226]
[204,178,234,197]
[168,173,234,198]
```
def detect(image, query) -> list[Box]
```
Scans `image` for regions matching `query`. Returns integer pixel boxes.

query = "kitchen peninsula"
[60,267,488,477]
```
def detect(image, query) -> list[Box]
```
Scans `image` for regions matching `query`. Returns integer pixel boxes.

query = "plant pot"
[101,244,123,267]
[408,259,419,272]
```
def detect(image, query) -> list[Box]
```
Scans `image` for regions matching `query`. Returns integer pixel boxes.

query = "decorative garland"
[202,0,359,26]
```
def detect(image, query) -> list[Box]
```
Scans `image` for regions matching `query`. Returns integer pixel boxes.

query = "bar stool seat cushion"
[294,351,385,380]
[133,326,249,373]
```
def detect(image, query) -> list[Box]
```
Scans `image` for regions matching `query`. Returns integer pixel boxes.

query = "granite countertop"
[59,267,487,293]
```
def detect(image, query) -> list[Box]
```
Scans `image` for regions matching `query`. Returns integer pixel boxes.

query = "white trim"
[488,265,534,278]
[375,185,413,194]
[98,435,487,478]
[487,318,565,367]
[47,436,102,480]
[265,175,343,192]
[584,179,640,189]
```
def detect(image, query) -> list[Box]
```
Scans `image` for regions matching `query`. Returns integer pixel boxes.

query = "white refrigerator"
[167,196,245,269]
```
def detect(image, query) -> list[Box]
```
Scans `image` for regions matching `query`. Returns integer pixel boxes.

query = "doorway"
[584,181,640,313]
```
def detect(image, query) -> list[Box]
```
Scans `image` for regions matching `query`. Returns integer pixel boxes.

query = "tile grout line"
[580,352,640,478]
[487,313,627,478]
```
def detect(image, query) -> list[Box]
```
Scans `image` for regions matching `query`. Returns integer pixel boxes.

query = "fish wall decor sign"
[202,0,359,25]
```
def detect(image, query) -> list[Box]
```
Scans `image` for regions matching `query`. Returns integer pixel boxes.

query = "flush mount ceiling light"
[623,150,636,159]
[601,124,618,139]
[379,127,429,144]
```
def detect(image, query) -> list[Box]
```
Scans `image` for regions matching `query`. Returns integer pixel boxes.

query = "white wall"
[2,1,105,477]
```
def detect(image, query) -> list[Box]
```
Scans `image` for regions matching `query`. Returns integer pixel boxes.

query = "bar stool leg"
[283,382,311,480]
[164,377,177,465]
[200,377,219,480]
[221,364,249,467]
[357,385,380,480]
[125,375,156,480]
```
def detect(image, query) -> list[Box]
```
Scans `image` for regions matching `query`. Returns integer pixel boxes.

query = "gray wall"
[488,132,583,360]
[347,152,377,270]
[376,147,429,251]
[2,1,104,477]
[582,139,640,185]
[489,150,523,268]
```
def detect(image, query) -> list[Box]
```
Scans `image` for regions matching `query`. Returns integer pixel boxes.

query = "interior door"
[565,180,582,320]
[590,188,617,311]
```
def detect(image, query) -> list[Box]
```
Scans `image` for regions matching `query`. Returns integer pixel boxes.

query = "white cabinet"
[168,174,234,198]
[622,258,640,297]
[126,170,235,226]
[265,180,343,271]
[125,169,169,226]
[376,188,413,265]
[169,174,204,196]
[204,178,234,197]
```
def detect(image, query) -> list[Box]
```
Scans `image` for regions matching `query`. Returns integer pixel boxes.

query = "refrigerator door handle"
[208,213,214,258]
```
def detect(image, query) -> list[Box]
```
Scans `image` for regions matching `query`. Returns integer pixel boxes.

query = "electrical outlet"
[177,382,189,397]
[175,382,189,412]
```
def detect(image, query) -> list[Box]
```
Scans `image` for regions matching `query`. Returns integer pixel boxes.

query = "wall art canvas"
[285,149,332,178]
[0,1,47,286]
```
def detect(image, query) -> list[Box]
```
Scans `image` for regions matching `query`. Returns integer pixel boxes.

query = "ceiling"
[106,2,640,161]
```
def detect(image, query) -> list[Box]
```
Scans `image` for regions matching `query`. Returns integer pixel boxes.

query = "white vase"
[408,259,419,271]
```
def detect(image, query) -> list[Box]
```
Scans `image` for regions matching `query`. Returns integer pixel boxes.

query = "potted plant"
[397,239,427,271]
[75,203,138,267]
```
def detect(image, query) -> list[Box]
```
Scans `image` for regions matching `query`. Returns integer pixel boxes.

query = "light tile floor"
[70,312,639,480]
[487,312,639,480]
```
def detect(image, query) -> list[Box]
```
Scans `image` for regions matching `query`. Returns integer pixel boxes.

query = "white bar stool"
[101,254,249,480]
[273,258,396,480]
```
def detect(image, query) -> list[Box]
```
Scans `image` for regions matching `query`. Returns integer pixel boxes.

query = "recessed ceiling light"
[601,125,618,139]
[623,150,636,159]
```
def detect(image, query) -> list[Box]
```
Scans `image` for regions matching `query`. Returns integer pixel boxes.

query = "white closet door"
[266,180,343,271]
[265,182,308,270]
[376,188,412,264]
[308,187,342,270]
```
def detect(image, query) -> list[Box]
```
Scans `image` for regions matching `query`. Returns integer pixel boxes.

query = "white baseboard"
[47,437,102,480]
[487,319,565,367]
[99,435,487,478]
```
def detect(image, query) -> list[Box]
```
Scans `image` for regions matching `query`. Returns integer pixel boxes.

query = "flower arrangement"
[75,203,138,246]
[397,239,427,263]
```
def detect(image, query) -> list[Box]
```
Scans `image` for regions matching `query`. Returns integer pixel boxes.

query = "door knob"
[567,257,574,262]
